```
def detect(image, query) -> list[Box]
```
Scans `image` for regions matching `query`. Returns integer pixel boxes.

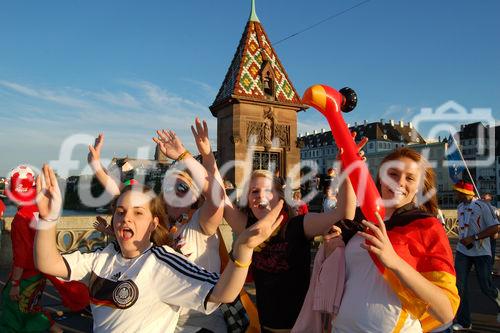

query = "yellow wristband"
[176,150,190,162]
[229,250,252,268]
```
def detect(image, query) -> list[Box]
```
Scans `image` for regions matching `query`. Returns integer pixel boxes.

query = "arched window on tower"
[261,61,275,100]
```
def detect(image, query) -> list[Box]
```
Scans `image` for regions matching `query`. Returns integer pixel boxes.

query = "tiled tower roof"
[210,2,303,114]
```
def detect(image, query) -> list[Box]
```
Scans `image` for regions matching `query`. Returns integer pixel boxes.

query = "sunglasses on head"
[176,182,190,194]
[165,181,190,194]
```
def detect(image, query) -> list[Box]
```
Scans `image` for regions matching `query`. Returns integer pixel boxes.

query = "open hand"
[88,133,104,170]
[36,164,62,221]
[153,130,186,160]
[323,225,343,257]
[237,200,284,250]
[93,216,111,234]
[191,118,212,156]
[459,236,474,247]
[358,211,401,270]
[337,131,368,161]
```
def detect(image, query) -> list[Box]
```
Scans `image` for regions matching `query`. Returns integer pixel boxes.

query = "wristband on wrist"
[41,217,59,223]
[176,150,190,162]
[11,280,20,287]
[228,250,252,269]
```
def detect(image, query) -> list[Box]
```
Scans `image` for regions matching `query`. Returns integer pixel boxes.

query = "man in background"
[452,181,500,331]
[481,193,499,276]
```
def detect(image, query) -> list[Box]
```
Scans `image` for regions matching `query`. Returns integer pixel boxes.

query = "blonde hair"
[242,170,288,215]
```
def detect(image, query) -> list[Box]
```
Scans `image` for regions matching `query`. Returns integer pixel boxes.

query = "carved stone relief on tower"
[244,107,290,150]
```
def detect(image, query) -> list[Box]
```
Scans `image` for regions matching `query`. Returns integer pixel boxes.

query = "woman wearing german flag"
[333,148,459,333]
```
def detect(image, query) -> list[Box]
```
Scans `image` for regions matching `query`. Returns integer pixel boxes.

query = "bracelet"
[228,250,252,268]
[176,150,190,162]
[11,280,20,287]
[41,217,59,223]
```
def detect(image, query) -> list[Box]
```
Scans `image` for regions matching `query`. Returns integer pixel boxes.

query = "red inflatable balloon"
[302,84,385,223]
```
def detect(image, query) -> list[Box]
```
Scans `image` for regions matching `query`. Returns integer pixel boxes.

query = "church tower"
[210,0,306,188]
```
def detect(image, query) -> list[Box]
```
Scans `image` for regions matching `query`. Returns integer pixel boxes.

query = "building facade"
[298,120,463,208]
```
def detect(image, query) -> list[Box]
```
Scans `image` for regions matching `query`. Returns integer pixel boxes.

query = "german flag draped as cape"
[372,204,459,332]
[340,204,459,332]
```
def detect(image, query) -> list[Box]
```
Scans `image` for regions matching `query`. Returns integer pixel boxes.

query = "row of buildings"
[298,120,499,208]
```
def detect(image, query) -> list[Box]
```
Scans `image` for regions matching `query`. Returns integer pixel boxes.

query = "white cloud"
[382,104,416,119]
[0,80,91,109]
[0,79,218,176]
[181,78,216,96]
[88,91,142,109]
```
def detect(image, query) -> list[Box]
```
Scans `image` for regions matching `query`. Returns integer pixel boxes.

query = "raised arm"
[33,164,70,279]
[153,129,220,231]
[88,133,121,196]
[302,136,366,239]
[209,200,284,303]
[189,118,248,234]
[189,118,225,236]
[222,198,248,235]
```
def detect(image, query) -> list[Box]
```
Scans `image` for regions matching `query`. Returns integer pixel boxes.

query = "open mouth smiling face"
[113,190,158,258]
[248,176,279,220]
[380,157,421,209]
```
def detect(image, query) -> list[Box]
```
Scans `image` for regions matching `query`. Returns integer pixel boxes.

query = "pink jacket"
[292,238,345,333]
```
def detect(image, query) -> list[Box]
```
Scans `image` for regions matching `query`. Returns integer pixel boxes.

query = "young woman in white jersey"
[87,120,227,332]
[34,164,284,333]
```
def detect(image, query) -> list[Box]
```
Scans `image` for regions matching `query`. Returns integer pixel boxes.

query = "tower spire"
[249,0,260,22]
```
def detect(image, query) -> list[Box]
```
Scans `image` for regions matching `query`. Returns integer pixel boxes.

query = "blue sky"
[0,0,499,177]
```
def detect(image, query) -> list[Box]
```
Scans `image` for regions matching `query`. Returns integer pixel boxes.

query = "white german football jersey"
[62,242,220,333]
[457,199,499,256]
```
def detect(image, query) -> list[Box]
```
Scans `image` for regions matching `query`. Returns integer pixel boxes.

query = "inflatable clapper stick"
[302,85,385,223]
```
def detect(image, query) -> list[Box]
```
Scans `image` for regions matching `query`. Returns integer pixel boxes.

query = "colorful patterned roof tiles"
[211,18,303,112]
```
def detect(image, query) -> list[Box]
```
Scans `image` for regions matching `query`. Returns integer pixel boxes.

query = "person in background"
[0,165,63,333]
[291,190,309,217]
[322,186,337,213]
[452,182,500,331]
[322,167,337,191]
[481,192,499,276]
[93,215,115,237]
[0,198,5,250]
[274,168,285,189]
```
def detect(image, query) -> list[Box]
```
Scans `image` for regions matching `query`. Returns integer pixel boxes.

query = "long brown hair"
[375,148,438,216]
[113,185,172,247]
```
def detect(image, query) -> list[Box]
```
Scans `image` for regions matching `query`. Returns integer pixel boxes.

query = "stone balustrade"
[1,214,236,267]
[0,210,459,268]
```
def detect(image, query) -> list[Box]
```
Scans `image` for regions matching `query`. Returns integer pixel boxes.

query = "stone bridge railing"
[1,214,235,267]
[55,217,111,253]
[0,210,458,268]
[1,215,111,268]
